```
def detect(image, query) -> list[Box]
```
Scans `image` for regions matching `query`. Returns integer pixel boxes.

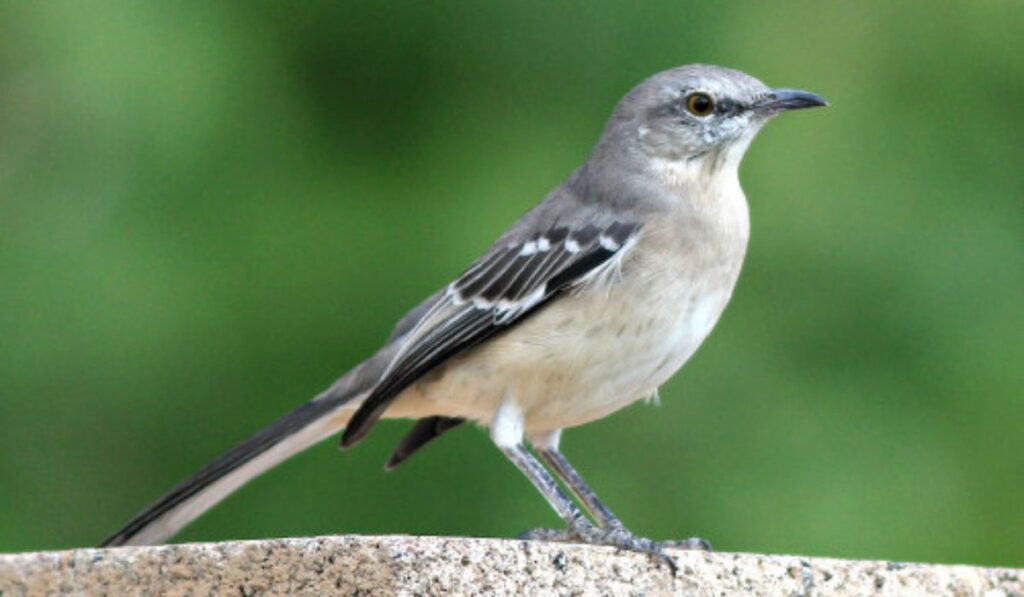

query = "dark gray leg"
[537,447,711,551]
[501,443,684,574]
[499,444,592,530]
[536,447,625,529]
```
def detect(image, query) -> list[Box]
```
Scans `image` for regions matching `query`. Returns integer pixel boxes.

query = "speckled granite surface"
[1,535,1020,596]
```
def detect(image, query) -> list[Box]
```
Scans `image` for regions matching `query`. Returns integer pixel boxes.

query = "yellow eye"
[685,92,714,116]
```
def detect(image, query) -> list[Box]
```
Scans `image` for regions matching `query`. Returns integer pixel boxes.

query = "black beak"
[757,88,829,114]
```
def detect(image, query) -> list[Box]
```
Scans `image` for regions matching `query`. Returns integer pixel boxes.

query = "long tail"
[101,353,388,547]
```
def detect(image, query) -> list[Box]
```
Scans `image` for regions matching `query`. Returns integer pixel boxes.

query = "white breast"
[393,171,750,435]
[426,222,745,432]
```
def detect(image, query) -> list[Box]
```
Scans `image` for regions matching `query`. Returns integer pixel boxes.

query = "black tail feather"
[101,396,345,547]
[385,416,465,471]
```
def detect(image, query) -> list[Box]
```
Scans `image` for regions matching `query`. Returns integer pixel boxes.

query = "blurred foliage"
[0,1,1021,567]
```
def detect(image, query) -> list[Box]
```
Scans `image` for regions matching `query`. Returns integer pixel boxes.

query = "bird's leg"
[536,445,625,530]
[500,443,684,574]
[511,429,711,563]
[492,401,685,572]
[491,401,593,535]
[513,440,620,543]
[500,444,593,531]
[537,446,712,552]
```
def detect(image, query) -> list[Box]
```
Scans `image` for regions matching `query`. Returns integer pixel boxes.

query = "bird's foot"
[573,525,680,574]
[661,536,713,551]
[516,527,579,543]
[517,524,710,574]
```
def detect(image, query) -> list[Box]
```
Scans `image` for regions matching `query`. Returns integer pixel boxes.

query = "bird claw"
[661,536,712,551]
[575,526,680,574]
[518,525,711,575]
[517,527,577,542]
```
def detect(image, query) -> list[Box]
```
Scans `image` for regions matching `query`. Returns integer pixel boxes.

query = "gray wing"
[340,220,641,447]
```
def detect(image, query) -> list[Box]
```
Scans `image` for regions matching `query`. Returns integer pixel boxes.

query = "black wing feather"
[340,221,639,448]
[456,250,519,298]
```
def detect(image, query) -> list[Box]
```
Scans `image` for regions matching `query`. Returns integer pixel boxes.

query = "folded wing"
[341,221,641,447]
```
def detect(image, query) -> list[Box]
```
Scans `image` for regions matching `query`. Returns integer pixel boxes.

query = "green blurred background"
[1,1,1021,567]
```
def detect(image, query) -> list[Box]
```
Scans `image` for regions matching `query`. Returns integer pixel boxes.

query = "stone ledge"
[0,535,1020,596]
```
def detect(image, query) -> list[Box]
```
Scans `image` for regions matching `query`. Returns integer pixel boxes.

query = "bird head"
[596,64,827,181]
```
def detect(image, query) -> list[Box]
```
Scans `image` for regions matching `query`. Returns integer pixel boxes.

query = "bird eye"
[685,92,714,116]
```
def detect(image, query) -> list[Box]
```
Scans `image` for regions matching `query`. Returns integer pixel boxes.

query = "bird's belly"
[397,267,733,432]
[506,278,730,431]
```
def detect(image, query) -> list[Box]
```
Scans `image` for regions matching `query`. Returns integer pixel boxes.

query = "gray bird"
[102,64,827,570]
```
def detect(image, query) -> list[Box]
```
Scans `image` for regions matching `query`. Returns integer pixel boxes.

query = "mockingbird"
[102,64,826,570]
